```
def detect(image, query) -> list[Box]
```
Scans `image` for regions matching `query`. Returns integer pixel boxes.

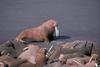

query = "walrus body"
[18,44,40,64]
[16,19,59,42]
[18,44,46,66]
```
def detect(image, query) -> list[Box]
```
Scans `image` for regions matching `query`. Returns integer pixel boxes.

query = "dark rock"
[61,40,94,56]
[0,40,28,58]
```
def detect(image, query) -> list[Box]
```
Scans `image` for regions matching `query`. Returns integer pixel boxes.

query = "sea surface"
[0,0,100,44]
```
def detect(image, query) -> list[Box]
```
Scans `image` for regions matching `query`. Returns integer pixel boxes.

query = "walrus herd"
[0,19,99,67]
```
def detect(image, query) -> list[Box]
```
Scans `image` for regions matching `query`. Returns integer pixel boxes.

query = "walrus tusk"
[23,47,29,51]
[95,63,98,67]
[6,53,10,56]
[72,59,83,66]
[1,50,5,55]
[89,54,98,63]
[55,26,59,37]
[46,45,54,57]
[48,45,54,52]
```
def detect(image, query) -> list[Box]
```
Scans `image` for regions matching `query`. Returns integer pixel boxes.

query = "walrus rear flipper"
[10,59,26,67]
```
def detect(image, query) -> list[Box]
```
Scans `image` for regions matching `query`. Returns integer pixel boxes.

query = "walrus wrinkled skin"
[18,44,40,64]
[18,44,46,67]
[18,48,46,67]
[16,19,59,42]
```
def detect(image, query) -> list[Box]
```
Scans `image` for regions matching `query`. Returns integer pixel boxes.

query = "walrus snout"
[46,19,60,37]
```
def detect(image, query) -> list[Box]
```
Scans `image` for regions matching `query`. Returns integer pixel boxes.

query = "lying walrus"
[0,55,25,67]
[16,48,46,67]
[18,44,40,64]
[65,54,98,67]
[17,44,46,67]
[0,44,46,67]
[16,19,59,43]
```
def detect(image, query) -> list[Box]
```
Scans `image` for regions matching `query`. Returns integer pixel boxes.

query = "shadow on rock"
[54,35,71,41]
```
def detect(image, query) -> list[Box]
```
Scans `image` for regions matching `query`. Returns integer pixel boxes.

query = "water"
[0,0,100,44]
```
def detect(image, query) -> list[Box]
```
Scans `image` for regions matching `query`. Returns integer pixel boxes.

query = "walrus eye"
[54,26,59,37]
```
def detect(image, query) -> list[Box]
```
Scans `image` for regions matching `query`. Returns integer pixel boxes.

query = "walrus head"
[41,19,59,37]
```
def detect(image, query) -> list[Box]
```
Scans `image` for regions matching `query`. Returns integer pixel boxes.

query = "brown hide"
[16,19,58,42]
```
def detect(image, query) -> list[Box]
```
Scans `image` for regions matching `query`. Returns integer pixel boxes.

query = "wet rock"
[60,40,94,56]
[0,40,28,58]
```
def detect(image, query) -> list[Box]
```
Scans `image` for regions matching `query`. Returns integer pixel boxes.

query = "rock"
[60,40,94,56]
[0,40,27,58]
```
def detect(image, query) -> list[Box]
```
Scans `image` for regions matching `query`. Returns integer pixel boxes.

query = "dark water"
[0,0,100,44]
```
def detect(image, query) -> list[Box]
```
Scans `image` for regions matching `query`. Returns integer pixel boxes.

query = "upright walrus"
[16,19,59,42]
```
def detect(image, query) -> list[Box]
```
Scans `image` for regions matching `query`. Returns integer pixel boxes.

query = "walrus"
[16,47,46,67]
[0,55,27,67]
[0,44,46,67]
[46,46,61,63]
[16,19,59,43]
[65,54,98,67]
[18,44,46,66]
[18,44,40,64]
[0,55,23,67]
